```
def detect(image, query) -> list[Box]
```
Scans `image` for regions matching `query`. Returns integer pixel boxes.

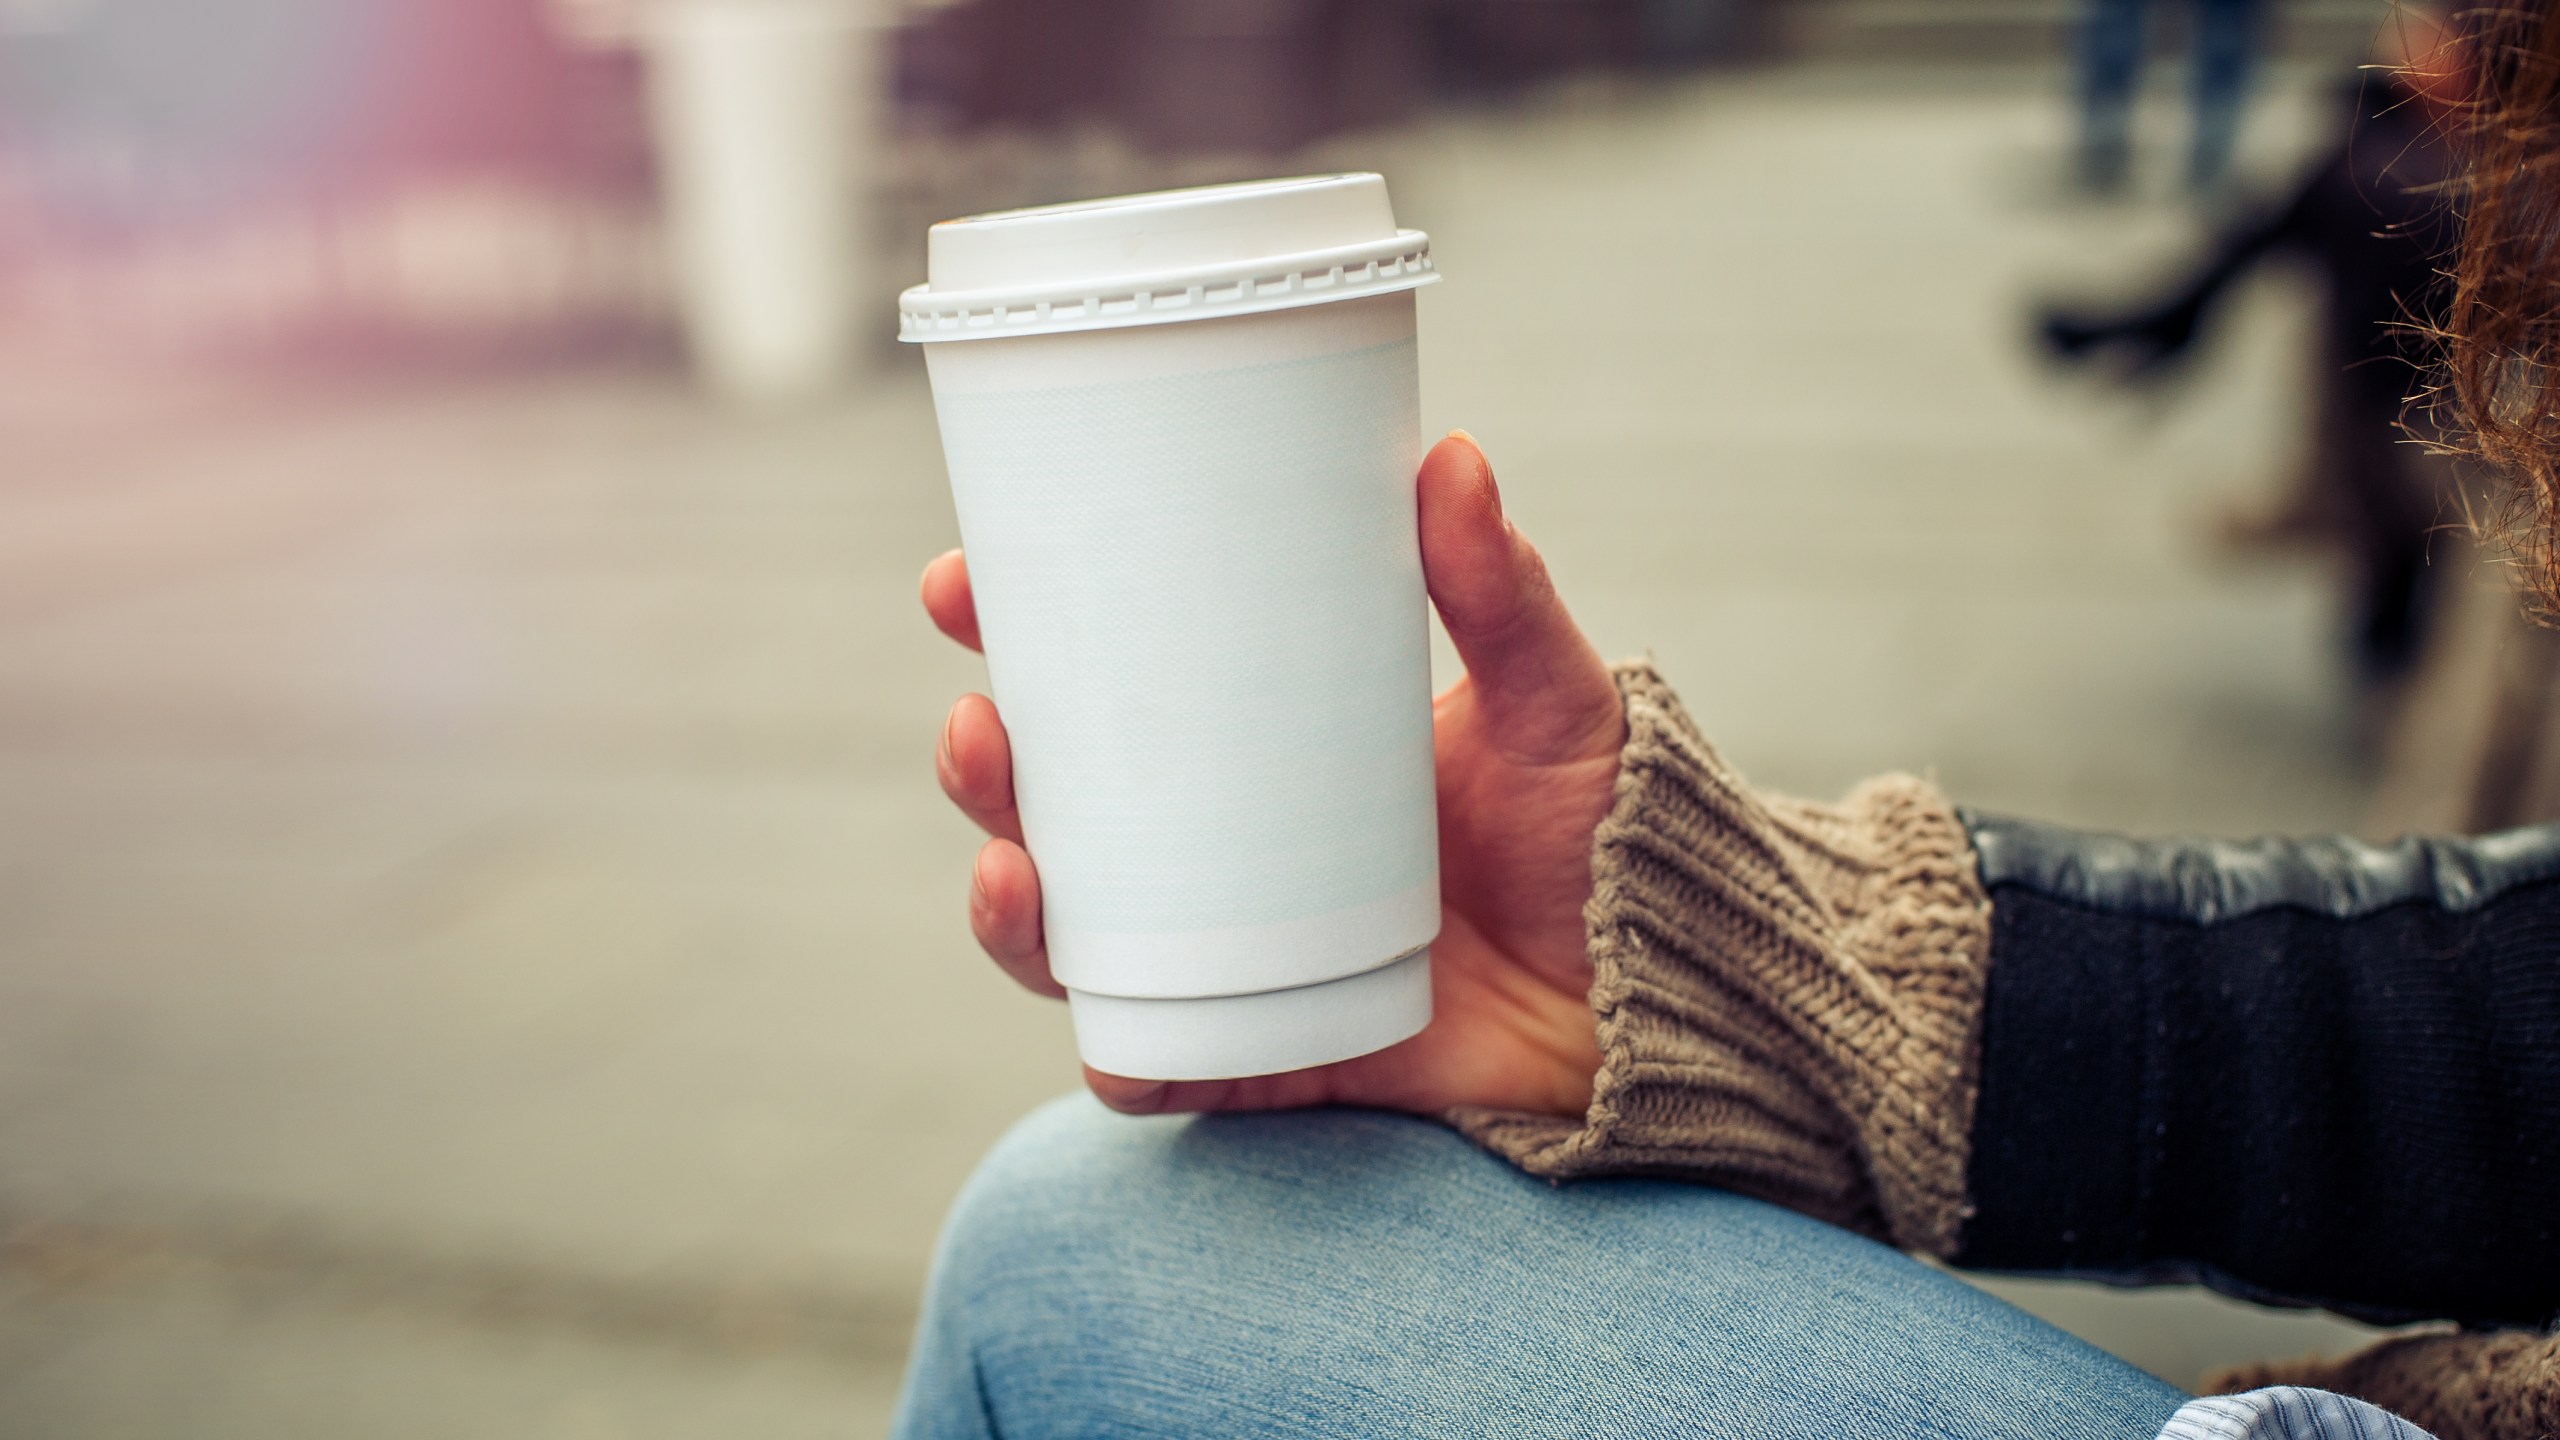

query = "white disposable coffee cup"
[901,174,1442,1081]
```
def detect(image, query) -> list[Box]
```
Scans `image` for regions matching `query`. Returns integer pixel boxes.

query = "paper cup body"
[924,291,1438,1080]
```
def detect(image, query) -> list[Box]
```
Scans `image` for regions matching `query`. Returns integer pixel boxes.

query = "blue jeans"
[2080,0,2266,186]
[893,1096,2188,1439]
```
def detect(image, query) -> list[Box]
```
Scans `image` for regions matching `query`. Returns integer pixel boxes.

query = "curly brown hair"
[2437,4,2560,617]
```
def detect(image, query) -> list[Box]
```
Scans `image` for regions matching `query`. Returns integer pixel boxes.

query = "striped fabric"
[2160,1386,2437,1440]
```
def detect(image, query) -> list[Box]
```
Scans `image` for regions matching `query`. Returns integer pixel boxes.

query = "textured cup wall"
[927,299,1438,1001]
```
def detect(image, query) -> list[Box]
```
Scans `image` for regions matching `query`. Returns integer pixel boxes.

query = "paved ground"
[1,64,2399,1437]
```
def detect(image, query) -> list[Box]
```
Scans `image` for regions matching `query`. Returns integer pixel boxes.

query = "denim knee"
[927,1093,1489,1302]
[899,1097,2189,1440]
[928,1093,1143,1286]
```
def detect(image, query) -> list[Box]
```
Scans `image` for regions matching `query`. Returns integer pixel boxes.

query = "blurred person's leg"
[1635,0,1738,66]
[2079,0,2152,191]
[2036,172,2302,378]
[2188,0,2267,189]
[892,1095,2188,1439]
[2331,387,2437,680]
[2316,298,2460,685]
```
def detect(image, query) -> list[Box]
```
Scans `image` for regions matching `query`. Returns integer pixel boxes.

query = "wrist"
[1450,661,1995,1254]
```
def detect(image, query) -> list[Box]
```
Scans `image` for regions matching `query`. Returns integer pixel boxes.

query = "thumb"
[1418,432,1626,766]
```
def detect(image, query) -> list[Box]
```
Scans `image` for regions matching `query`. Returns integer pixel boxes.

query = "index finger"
[920,549,983,653]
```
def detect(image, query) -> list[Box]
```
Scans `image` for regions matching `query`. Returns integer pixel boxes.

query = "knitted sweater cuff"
[2209,1329,2560,1440]
[1449,661,1995,1255]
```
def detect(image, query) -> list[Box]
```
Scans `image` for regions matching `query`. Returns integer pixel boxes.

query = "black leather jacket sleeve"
[1945,814,2560,1329]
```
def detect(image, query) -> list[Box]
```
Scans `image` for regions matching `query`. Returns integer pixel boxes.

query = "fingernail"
[968,849,988,906]
[1120,1082,1168,1113]
[938,707,957,771]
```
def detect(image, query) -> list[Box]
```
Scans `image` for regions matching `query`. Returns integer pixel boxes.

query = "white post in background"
[643,0,876,402]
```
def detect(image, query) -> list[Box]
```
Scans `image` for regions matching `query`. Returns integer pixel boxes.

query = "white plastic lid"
[898,173,1437,343]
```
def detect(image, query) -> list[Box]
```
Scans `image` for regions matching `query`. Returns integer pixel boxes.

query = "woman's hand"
[922,432,1623,1119]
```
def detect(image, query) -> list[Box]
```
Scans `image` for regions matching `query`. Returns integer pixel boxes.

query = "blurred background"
[4,0,2550,1434]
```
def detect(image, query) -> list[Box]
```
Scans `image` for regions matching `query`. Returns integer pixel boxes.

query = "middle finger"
[936,693,1024,844]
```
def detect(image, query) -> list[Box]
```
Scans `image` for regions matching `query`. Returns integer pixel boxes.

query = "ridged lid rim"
[897,230,1437,343]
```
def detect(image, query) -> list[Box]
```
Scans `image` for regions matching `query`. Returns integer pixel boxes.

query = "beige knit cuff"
[2210,1329,2560,1440]
[1449,661,1995,1255]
